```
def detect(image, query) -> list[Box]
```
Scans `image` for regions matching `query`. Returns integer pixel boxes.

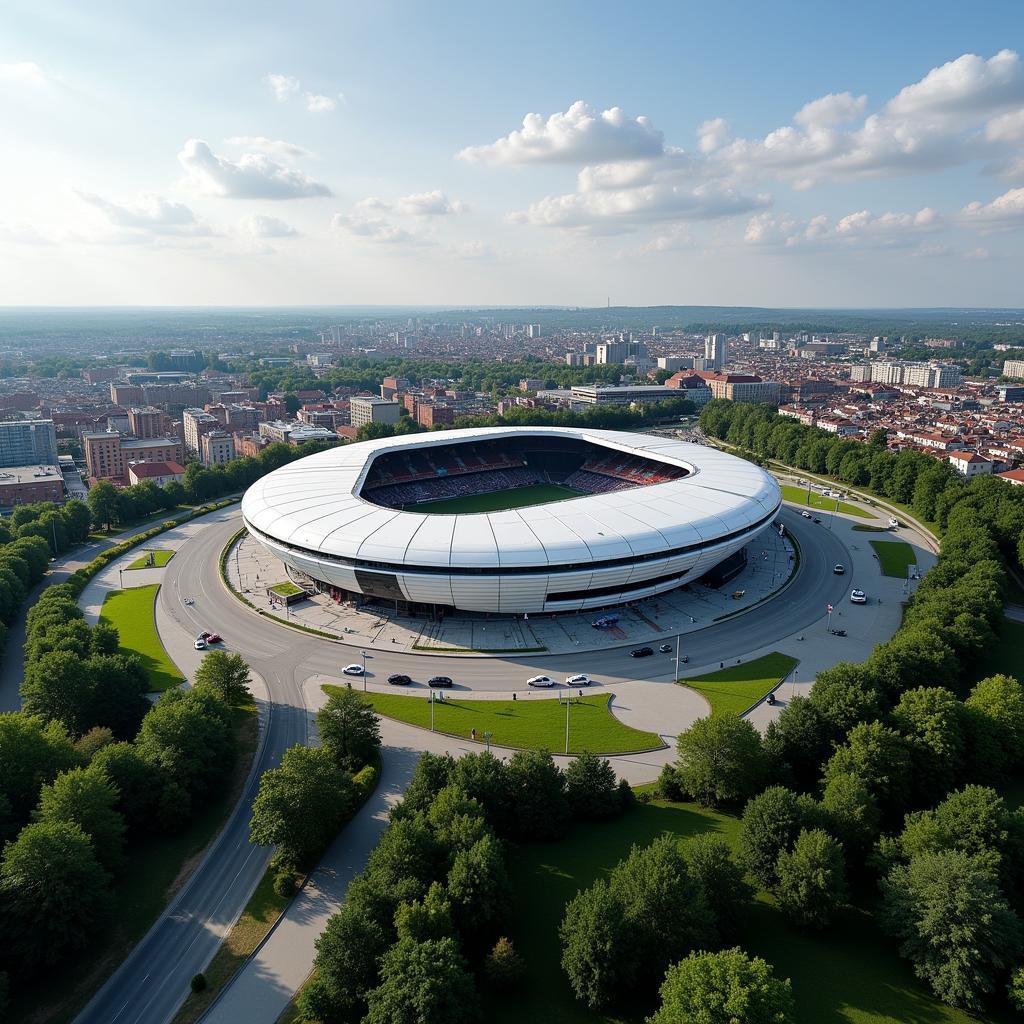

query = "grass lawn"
[679,652,798,716]
[329,686,662,754]
[402,482,583,515]
[1004,573,1024,607]
[869,540,918,578]
[126,549,175,570]
[14,703,259,1024]
[269,580,304,598]
[99,583,185,691]
[780,484,872,519]
[483,796,1008,1024]
[973,618,1024,684]
[852,524,888,532]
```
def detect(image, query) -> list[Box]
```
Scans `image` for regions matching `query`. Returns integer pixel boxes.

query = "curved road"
[76,505,852,1024]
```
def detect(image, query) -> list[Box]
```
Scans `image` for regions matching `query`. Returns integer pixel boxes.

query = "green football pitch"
[403,482,584,514]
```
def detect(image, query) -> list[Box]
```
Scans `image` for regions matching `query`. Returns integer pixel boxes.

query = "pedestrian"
[512,692,517,701]
[471,727,477,741]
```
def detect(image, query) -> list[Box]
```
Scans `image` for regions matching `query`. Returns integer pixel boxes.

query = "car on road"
[197,631,211,641]
[194,638,207,650]
[565,673,592,686]
[630,647,654,658]
[387,673,412,686]
[206,632,222,643]
[428,675,453,688]
[343,663,364,675]
[833,564,845,575]
[659,643,673,653]
[813,517,822,524]
[850,589,867,604]
[888,516,900,529]
[800,510,813,519]
[527,674,555,687]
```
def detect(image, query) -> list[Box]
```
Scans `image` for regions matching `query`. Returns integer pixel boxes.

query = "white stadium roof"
[241,427,780,572]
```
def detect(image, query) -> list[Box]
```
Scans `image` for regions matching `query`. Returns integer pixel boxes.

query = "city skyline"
[2,0,1024,307]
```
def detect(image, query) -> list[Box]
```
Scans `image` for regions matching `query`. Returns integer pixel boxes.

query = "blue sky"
[1,0,1023,306]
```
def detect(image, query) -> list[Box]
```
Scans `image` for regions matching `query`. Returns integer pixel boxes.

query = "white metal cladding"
[241,426,780,612]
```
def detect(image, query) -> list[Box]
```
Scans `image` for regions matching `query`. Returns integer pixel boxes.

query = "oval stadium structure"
[240,426,782,615]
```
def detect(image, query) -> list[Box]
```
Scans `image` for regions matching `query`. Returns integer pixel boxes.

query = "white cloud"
[331,213,431,245]
[357,190,467,217]
[224,136,311,159]
[73,190,214,236]
[745,207,941,249]
[304,92,336,113]
[178,139,331,199]
[0,222,52,245]
[238,213,298,238]
[793,92,867,129]
[697,118,731,154]
[0,61,48,85]
[458,100,664,164]
[960,187,1024,226]
[986,109,1024,143]
[265,73,300,101]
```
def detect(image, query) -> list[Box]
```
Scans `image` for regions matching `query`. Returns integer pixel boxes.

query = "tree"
[507,749,569,841]
[249,745,355,869]
[775,828,847,929]
[880,850,1021,1009]
[425,784,489,853]
[819,771,881,864]
[890,687,965,797]
[807,663,882,736]
[75,725,115,761]
[449,752,514,837]
[20,650,96,734]
[194,651,252,705]
[684,833,753,943]
[84,653,150,739]
[35,765,126,870]
[316,687,381,771]
[967,675,1024,771]
[762,696,831,790]
[738,786,805,888]
[675,714,766,807]
[446,833,510,943]
[565,751,621,820]
[87,480,120,531]
[90,741,164,834]
[484,936,526,991]
[560,879,630,1009]
[365,814,444,906]
[363,936,478,1024]
[0,821,110,973]
[394,882,455,942]
[823,721,913,819]
[648,947,796,1024]
[0,712,80,826]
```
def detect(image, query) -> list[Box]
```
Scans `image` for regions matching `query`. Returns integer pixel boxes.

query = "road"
[75,504,856,1024]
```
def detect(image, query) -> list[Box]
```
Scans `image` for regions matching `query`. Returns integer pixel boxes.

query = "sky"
[1,0,1024,308]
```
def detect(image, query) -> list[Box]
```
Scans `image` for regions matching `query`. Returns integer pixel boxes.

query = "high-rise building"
[200,431,236,466]
[349,398,401,429]
[527,324,541,338]
[127,406,164,439]
[83,432,184,482]
[183,408,220,455]
[110,383,145,406]
[0,419,58,467]
[1002,359,1024,380]
[595,341,629,364]
[704,334,727,370]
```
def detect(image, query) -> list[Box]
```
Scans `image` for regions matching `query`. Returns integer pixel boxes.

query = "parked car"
[630,647,654,658]
[659,643,673,653]
[833,564,845,575]
[565,673,592,686]
[850,589,867,604]
[387,673,412,686]
[527,674,555,687]
[800,510,813,519]
[196,631,211,641]
[428,675,453,688]
[206,633,222,643]
[193,638,207,650]
[343,663,364,675]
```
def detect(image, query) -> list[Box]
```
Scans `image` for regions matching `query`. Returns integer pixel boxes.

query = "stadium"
[241,426,782,615]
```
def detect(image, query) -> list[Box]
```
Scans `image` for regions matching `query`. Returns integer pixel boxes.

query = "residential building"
[1003,360,1024,380]
[110,383,145,405]
[257,421,339,445]
[665,373,713,407]
[997,385,1024,403]
[380,376,411,400]
[416,404,454,428]
[0,419,58,467]
[127,406,165,439]
[126,461,186,487]
[570,384,678,405]
[658,356,695,371]
[83,432,185,483]
[200,430,236,466]
[0,465,65,506]
[183,407,220,455]
[948,451,995,477]
[998,469,1024,487]
[704,333,727,370]
[350,397,401,428]
[519,379,547,392]
[697,373,782,405]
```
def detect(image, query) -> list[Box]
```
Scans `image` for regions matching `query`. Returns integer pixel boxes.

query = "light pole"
[825,603,833,634]
[430,689,434,732]
[674,633,682,681]
[361,650,367,691]
[118,567,124,590]
[564,691,571,755]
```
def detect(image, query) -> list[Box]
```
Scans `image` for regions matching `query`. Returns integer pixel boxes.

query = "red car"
[206,633,223,644]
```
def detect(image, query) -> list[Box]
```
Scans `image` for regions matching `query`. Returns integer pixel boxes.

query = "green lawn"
[483,796,1007,1024]
[269,580,304,598]
[99,584,184,691]
[679,652,798,716]
[852,524,888,533]
[973,618,1024,684]
[780,484,872,519]
[329,686,662,754]
[402,482,583,514]
[869,540,917,578]
[126,549,175,570]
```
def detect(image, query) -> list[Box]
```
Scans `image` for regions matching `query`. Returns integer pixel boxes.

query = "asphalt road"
[74,505,852,1024]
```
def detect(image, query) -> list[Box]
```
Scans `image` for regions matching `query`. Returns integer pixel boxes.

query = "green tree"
[194,651,252,704]
[87,480,120,530]
[738,786,805,888]
[762,696,831,790]
[966,674,1024,771]
[249,745,355,869]
[365,814,443,906]
[90,741,164,834]
[484,936,526,991]
[425,784,489,853]
[20,650,95,734]
[507,749,569,841]
[684,833,753,943]
[647,947,796,1024]
[675,714,766,807]
[890,687,965,796]
[880,850,1021,1009]
[824,721,913,818]
[35,765,125,870]
[565,750,620,820]
[819,771,881,864]
[394,882,455,942]
[806,663,881,736]
[775,828,847,929]
[0,821,110,972]
[446,833,510,943]
[560,878,630,1009]
[0,712,80,825]
[316,687,381,771]
[363,936,478,1024]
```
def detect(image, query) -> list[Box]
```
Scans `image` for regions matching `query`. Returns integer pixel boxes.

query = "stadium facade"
[241,427,781,615]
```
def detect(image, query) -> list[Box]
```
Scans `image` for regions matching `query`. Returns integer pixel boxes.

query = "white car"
[850,589,867,604]
[194,638,207,650]
[527,674,555,687]
[565,673,592,686]
[343,663,365,675]
[800,510,813,519]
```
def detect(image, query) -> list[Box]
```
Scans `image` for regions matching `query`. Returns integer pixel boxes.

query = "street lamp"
[118,567,124,590]
[361,650,367,691]
[564,691,571,755]
[674,633,682,681]
[430,689,435,732]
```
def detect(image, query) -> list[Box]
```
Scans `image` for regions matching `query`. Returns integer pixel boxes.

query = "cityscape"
[3,5,1024,1024]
